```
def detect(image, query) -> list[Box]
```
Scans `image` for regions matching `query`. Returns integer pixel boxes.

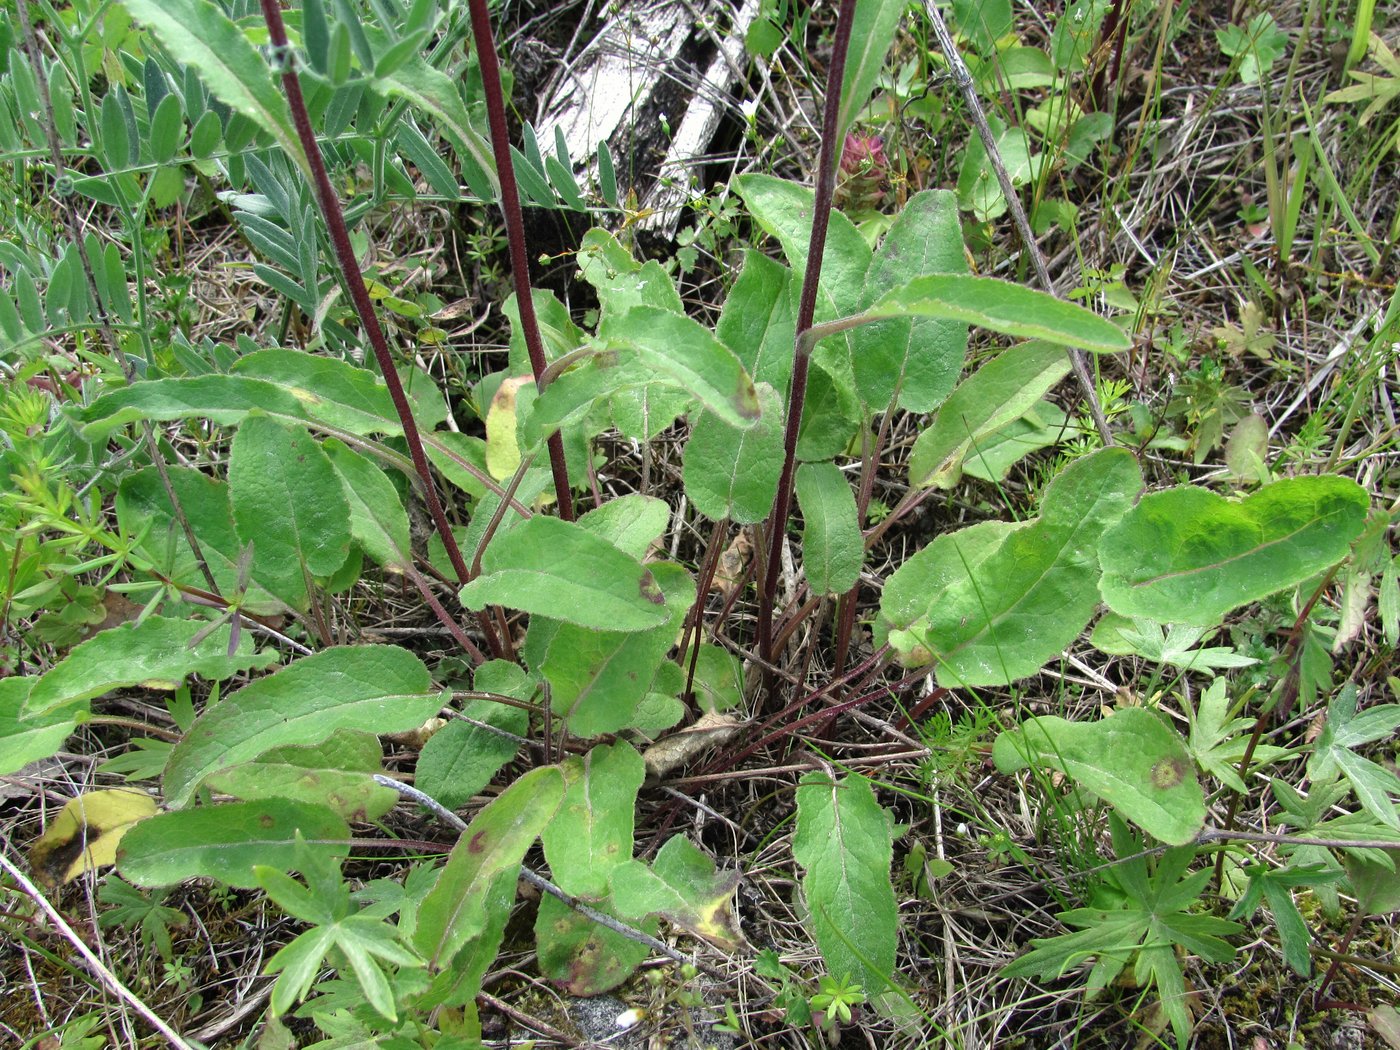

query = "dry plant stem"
[464,0,574,519]
[258,1,502,660]
[757,0,859,691]
[0,852,197,1050]
[682,517,731,700]
[922,0,1113,445]
[1213,566,1340,887]
[372,776,719,975]
[476,990,581,1046]
[15,0,222,599]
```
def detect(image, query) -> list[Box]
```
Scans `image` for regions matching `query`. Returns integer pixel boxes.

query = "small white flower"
[616,1007,646,1030]
[740,98,759,122]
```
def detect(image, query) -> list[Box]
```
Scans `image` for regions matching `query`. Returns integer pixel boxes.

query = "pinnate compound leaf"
[908,341,1071,489]
[542,742,645,899]
[230,415,352,579]
[851,189,969,413]
[117,800,348,888]
[30,789,159,888]
[416,661,532,810]
[163,645,443,807]
[795,462,863,595]
[414,765,566,968]
[376,57,497,196]
[117,0,305,173]
[683,383,785,524]
[600,307,760,429]
[888,448,1142,686]
[793,772,897,995]
[1098,476,1370,627]
[610,835,743,951]
[0,678,79,776]
[993,708,1205,845]
[460,516,670,632]
[24,616,275,717]
[865,274,1130,353]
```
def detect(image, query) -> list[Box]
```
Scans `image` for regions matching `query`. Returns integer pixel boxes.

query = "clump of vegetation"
[1,0,1396,1047]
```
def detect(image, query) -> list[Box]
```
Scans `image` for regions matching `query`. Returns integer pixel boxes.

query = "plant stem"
[463,0,574,519]
[757,0,860,692]
[921,0,1112,444]
[259,0,502,660]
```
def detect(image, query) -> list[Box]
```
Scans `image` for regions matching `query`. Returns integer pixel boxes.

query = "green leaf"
[533,563,694,737]
[962,400,1069,483]
[541,742,644,898]
[733,174,870,318]
[908,342,1071,489]
[836,0,906,139]
[886,448,1142,686]
[863,274,1131,353]
[577,229,684,317]
[460,516,670,633]
[795,462,863,595]
[375,57,497,195]
[610,835,742,950]
[325,441,411,571]
[416,662,531,810]
[148,92,185,164]
[0,678,79,776]
[117,0,305,174]
[163,645,443,807]
[993,708,1206,845]
[600,307,760,429]
[233,349,402,436]
[1099,475,1370,627]
[204,731,398,822]
[575,494,671,560]
[716,249,798,391]
[414,765,566,968]
[24,616,276,717]
[793,772,897,995]
[76,375,310,440]
[683,383,785,524]
[117,467,305,613]
[230,415,352,579]
[534,893,653,995]
[117,800,348,888]
[851,189,969,412]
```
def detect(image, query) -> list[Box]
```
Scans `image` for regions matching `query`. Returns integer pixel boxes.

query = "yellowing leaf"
[29,789,159,887]
[485,376,534,480]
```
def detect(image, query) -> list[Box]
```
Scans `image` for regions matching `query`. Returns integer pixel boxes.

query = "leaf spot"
[1150,756,1187,791]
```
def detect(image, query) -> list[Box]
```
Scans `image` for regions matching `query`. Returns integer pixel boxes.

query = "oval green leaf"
[993,708,1205,845]
[1099,475,1370,627]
